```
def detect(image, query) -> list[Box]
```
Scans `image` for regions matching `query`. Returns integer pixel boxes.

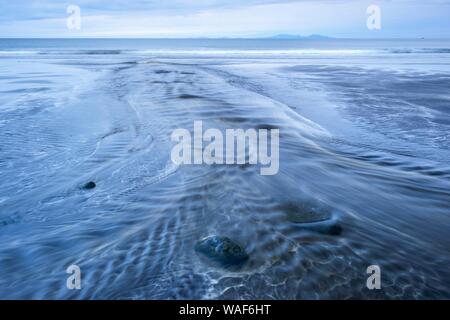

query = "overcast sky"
[0,0,449,38]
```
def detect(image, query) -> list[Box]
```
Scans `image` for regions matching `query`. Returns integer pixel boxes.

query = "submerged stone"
[82,181,96,190]
[280,200,342,235]
[281,200,332,223]
[195,236,249,268]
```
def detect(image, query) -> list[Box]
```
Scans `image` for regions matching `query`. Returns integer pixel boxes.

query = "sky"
[0,0,449,38]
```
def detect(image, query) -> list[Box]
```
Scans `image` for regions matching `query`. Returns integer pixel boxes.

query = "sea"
[0,38,449,299]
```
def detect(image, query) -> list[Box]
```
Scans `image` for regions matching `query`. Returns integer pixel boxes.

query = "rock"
[178,94,203,99]
[281,200,332,223]
[195,236,249,268]
[154,70,171,74]
[280,200,342,235]
[82,181,96,190]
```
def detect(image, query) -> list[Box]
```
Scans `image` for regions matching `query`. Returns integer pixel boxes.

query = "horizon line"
[1,37,449,40]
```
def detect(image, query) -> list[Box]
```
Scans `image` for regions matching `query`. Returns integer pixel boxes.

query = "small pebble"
[82,181,96,190]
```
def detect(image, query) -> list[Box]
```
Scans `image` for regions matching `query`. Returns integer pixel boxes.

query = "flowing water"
[0,39,449,299]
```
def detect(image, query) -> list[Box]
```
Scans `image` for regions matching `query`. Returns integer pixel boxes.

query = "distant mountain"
[268,34,333,40]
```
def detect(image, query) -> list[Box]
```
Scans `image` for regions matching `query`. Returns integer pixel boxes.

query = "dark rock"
[154,70,171,74]
[195,236,249,268]
[280,200,332,223]
[280,200,342,235]
[178,94,203,99]
[82,181,96,190]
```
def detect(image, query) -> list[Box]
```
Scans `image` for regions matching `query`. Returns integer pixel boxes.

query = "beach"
[0,39,449,299]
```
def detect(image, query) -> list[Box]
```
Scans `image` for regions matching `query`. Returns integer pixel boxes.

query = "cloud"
[0,0,301,20]
[0,0,449,38]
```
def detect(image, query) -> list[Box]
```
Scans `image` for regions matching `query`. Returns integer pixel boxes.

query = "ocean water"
[0,38,449,299]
